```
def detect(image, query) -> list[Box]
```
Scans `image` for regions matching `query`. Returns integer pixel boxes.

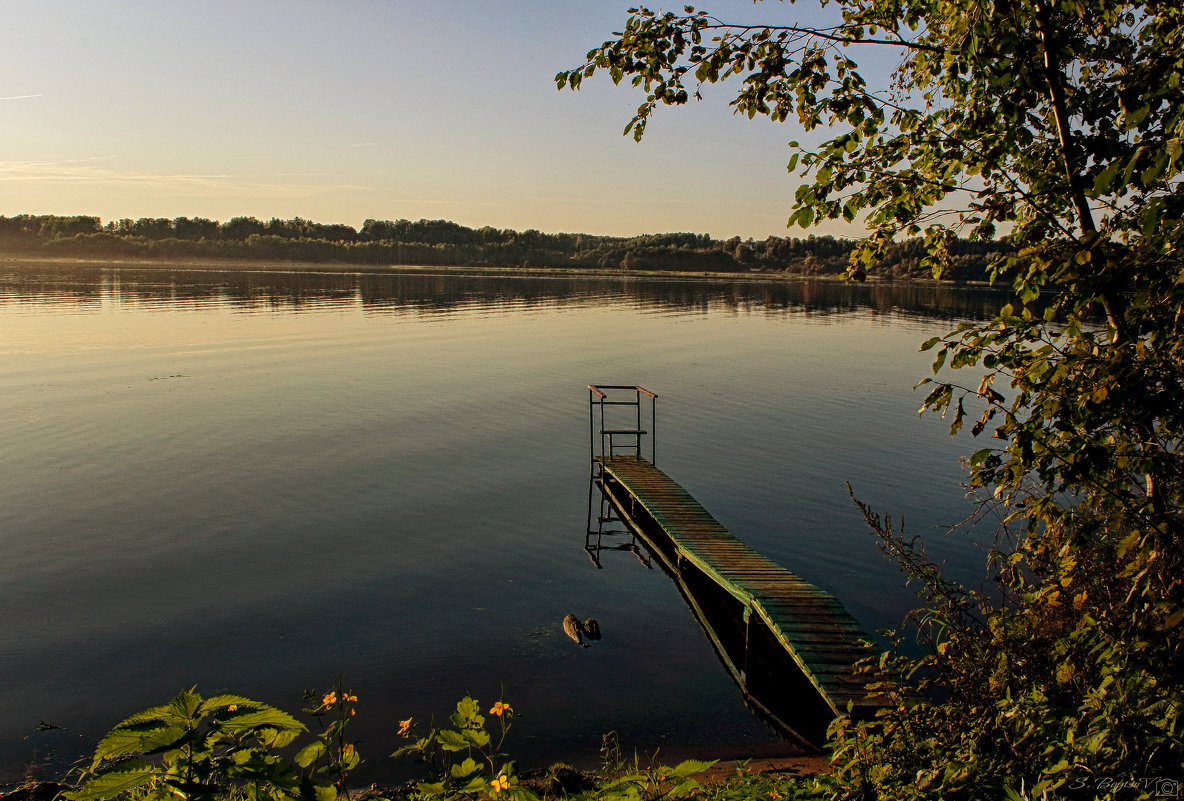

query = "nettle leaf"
[166,690,205,724]
[140,724,198,755]
[65,760,157,801]
[201,694,259,714]
[93,722,170,762]
[223,706,305,734]
[667,778,703,796]
[670,759,715,777]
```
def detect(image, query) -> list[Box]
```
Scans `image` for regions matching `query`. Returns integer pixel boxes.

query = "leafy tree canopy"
[561,1,1183,798]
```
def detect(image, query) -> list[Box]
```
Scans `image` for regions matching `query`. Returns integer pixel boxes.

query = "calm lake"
[0,264,1005,786]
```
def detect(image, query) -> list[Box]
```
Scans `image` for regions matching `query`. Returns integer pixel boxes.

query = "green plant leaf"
[451,757,481,779]
[452,696,483,728]
[435,729,469,751]
[669,759,715,777]
[65,760,157,801]
[294,740,326,768]
[223,706,306,734]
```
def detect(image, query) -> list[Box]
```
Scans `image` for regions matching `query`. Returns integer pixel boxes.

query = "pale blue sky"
[2,1,864,239]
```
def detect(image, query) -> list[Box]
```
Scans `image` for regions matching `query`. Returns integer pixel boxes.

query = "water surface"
[0,265,1004,784]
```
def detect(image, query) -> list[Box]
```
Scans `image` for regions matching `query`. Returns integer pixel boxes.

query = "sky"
[1,1,865,240]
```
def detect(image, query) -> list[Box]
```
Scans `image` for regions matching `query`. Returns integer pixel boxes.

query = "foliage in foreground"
[61,686,352,801]
[561,0,1184,798]
[63,690,831,801]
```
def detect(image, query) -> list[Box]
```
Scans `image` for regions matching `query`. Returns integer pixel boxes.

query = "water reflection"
[0,262,1012,320]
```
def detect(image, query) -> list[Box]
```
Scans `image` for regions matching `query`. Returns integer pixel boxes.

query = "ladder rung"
[603,428,646,435]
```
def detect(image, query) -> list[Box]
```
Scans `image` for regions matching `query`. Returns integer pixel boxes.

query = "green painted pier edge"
[587,385,880,743]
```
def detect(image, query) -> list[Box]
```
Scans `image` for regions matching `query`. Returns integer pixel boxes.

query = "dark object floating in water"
[562,613,589,647]
[583,617,601,640]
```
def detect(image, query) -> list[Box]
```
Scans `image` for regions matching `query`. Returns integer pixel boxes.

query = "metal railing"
[587,384,657,467]
[586,384,657,569]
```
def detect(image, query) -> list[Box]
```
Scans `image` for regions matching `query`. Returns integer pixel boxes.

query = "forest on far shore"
[0,213,1011,281]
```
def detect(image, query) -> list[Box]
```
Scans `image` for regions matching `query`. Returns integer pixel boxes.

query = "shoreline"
[0,253,984,288]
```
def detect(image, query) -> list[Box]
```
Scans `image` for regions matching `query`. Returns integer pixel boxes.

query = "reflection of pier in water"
[586,385,878,748]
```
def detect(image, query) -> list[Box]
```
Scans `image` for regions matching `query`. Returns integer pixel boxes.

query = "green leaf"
[223,706,306,733]
[464,727,491,748]
[932,347,948,374]
[462,776,490,793]
[435,729,469,751]
[669,759,715,777]
[1090,161,1122,196]
[66,760,157,801]
[92,724,168,763]
[294,740,326,768]
[451,757,481,779]
[452,696,483,728]
[201,694,260,714]
[139,724,197,755]
[667,778,703,796]
[1123,103,1151,129]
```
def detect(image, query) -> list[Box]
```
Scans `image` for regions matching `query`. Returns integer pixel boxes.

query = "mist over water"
[0,264,1007,785]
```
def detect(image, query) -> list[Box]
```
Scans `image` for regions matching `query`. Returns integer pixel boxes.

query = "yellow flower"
[398,718,413,736]
[345,693,358,703]
[322,692,337,708]
[342,743,355,756]
[769,792,783,800]
[227,704,237,712]
[490,775,510,793]
[489,701,512,717]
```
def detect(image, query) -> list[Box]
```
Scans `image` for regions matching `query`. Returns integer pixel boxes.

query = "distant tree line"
[0,214,1012,281]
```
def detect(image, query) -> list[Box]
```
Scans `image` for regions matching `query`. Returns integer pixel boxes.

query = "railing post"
[589,387,595,470]
[635,388,642,458]
[651,393,657,464]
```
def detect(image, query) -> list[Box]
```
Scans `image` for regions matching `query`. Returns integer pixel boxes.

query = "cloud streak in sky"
[0,160,366,199]
[0,93,43,101]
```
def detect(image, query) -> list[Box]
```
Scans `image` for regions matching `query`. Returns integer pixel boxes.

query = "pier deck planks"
[601,456,877,715]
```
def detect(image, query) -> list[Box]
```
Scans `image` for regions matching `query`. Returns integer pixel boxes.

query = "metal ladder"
[585,385,656,568]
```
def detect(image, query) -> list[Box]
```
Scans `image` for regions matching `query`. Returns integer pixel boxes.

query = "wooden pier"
[587,386,878,743]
